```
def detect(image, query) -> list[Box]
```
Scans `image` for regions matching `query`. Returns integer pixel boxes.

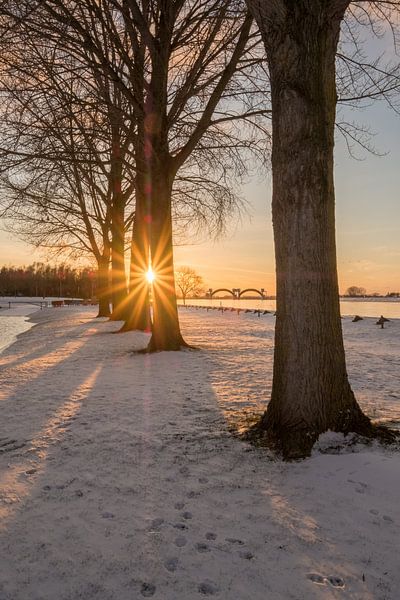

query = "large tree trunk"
[136,36,187,351]
[119,190,151,332]
[247,1,373,458]
[146,172,188,352]
[119,105,151,333]
[118,29,151,334]
[96,254,111,318]
[109,127,128,320]
[110,200,127,319]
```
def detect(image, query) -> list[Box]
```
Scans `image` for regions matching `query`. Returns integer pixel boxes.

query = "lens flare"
[146,267,155,284]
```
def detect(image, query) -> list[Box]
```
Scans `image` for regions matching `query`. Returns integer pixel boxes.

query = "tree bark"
[96,254,111,318]
[119,189,151,332]
[109,126,128,320]
[146,171,188,352]
[133,25,188,352]
[247,1,373,458]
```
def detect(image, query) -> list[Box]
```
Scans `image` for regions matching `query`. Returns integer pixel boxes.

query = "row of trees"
[0,262,204,301]
[0,0,268,340]
[1,0,399,457]
[0,263,97,298]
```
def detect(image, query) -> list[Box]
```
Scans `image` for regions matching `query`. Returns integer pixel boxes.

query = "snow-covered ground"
[0,306,399,600]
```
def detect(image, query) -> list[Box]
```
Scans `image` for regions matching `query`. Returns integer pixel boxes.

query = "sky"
[1,30,399,297]
[1,98,399,296]
[174,97,400,295]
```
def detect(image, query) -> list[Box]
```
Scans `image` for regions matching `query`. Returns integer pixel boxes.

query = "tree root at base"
[241,415,399,461]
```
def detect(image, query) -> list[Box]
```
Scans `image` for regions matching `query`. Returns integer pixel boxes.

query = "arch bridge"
[207,287,266,299]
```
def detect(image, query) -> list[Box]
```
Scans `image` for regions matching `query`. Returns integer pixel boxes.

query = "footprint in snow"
[182,511,193,520]
[205,532,217,541]
[174,501,185,510]
[164,557,179,572]
[0,439,26,453]
[101,512,115,519]
[307,573,345,589]
[351,481,367,494]
[187,491,200,498]
[225,537,244,545]
[195,542,210,553]
[173,523,188,530]
[198,581,219,595]
[239,550,254,560]
[148,518,164,531]
[199,477,209,484]
[327,576,345,588]
[382,515,394,523]
[141,582,156,597]
[174,536,187,547]
[307,573,326,585]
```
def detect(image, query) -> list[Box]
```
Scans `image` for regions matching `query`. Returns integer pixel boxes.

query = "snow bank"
[0,307,399,599]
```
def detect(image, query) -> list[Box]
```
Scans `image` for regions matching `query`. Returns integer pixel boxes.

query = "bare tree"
[0,26,138,317]
[345,286,367,297]
[1,0,268,350]
[175,266,204,305]
[106,0,268,351]
[244,0,399,457]
[0,8,142,318]
[2,1,270,349]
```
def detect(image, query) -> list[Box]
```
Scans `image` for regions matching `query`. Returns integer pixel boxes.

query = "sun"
[146,267,155,284]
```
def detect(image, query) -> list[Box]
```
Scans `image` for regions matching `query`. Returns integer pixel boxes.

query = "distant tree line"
[0,263,96,298]
[344,286,400,298]
[0,262,207,302]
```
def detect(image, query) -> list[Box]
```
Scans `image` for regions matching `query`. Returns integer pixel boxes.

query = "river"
[0,300,42,355]
[179,297,400,319]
